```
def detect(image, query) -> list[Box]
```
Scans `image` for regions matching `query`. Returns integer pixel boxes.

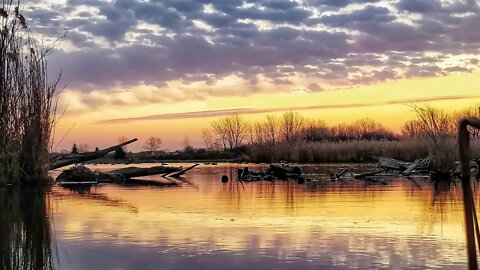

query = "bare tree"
[143,136,162,156]
[211,119,228,150]
[183,134,191,148]
[211,114,249,150]
[456,104,480,139]
[118,136,129,151]
[280,111,305,142]
[201,129,215,150]
[302,119,330,142]
[77,143,90,153]
[264,114,280,144]
[411,105,456,146]
[253,122,266,144]
[349,118,392,140]
[226,114,249,149]
[401,120,421,139]
[410,104,457,172]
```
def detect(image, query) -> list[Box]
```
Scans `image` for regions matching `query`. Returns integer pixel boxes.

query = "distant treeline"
[199,103,480,169]
[65,103,480,169]
[201,103,480,151]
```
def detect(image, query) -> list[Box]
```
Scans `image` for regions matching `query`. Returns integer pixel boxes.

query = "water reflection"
[0,164,477,269]
[0,187,55,270]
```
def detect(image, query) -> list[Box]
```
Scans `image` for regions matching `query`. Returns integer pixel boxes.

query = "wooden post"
[458,118,480,270]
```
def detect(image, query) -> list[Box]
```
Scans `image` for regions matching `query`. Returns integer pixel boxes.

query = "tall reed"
[0,0,58,185]
[247,139,480,164]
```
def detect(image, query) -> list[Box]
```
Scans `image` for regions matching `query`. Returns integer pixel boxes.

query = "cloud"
[307,82,324,92]
[18,0,480,101]
[97,95,480,124]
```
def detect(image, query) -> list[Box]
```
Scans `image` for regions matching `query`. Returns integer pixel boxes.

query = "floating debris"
[237,164,309,183]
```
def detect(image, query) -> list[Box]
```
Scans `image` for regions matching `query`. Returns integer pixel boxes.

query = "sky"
[21,0,480,151]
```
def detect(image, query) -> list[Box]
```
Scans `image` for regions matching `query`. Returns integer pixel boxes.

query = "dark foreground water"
[0,163,474,269]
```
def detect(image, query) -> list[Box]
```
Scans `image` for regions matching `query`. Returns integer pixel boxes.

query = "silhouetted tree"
[71,143,78,154]
[211,114,249,150]
[77,143,89,153]
[280,111,305,142]
[118,136,129,151]
[144,137,162,156]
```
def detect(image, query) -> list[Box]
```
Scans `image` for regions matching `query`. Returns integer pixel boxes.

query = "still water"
[0,163,474,269]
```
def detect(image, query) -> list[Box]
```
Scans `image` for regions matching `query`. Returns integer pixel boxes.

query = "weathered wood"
[56,166,125,183]
[56,164,186,184]
[238,164,307,182]
[50,138,138,170]
[268,164,302,177]
[108,166,181,179]
[165,164,200,178]
[402,159,421,176]
[330,168,348,180]
[377,156,410,170]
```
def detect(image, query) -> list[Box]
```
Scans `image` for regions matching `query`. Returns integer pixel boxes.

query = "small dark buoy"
[221,175,229,183]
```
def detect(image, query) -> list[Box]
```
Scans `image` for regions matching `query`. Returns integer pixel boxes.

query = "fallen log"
[165,164,200,178]
[56,166,125,183]
[238,164,308,182]
[365,150,431,173]
[402,159,422,176]
[267,164,302,177]
[56,165,185,184]
[330,168,348,180]
[107,166,180,179]
[50,138,138,170]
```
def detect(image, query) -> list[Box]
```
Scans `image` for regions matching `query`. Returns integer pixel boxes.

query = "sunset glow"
[21,0,480,150]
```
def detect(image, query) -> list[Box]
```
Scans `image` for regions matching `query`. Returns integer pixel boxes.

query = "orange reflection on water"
[50,164,470,269]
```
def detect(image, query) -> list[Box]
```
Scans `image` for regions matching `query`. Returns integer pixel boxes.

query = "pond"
[0,163,473,269]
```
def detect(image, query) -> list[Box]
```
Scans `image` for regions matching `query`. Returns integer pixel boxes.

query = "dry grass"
[248,139,480,165]
[0,1,58,185]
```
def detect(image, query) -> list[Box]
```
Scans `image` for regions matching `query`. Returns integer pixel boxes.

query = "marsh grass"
[248,139,480,164]
[0,1,58,185]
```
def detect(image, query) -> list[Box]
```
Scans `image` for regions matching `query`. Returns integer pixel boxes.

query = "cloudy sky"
[23,0,480,150]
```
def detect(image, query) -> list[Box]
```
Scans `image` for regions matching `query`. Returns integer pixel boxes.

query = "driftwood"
[106,166,180,179]
[267,164,302,176]
[402,159,422,176]
[166,164,200,178]
[50,138,138,170]
[329,168,348,180]
[238,164,307,183]
[56,164,199,184]
[364,150,430,172]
